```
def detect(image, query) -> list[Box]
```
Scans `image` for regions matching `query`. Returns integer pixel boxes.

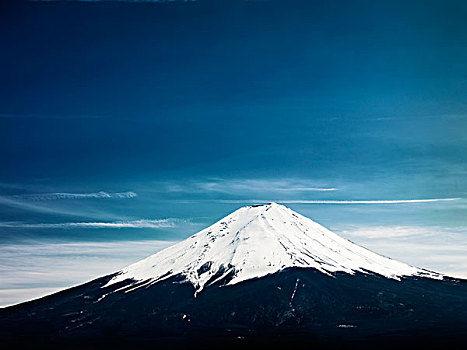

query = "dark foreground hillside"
[1,268,466,349]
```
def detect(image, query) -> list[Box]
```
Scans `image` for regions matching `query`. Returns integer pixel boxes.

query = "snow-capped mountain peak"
[104,203,441,293]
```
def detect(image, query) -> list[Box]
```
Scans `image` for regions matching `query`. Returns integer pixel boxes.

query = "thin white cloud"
[0,240,176,307]
[215,198,461,204]
[0,288,62,307]
[0,218,182,229]
[0,195,97,217]
[337,225,467,279]
[338,225,467,239]
[276,187,337,192]
[10,191,137,200]
[158,178,338,194]
[280,198,461,204]
[0,191,137,219]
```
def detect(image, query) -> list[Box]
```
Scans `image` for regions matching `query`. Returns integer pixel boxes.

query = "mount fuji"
[105,202,440,292]
[1,203,466,349]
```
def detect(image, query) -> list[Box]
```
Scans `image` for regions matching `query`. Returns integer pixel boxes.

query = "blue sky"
[1,0,467,306]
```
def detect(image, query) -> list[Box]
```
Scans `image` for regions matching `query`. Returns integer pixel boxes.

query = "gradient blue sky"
[1,0,467,306]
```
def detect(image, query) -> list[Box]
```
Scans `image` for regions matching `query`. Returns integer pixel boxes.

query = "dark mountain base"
[1,268,466,349]
[2,333,465,350]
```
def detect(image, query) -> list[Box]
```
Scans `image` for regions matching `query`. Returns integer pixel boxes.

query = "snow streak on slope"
[104,203,442,293]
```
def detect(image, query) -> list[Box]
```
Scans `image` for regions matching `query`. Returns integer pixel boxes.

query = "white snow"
[104,203,442,293]
[289,278,300,306]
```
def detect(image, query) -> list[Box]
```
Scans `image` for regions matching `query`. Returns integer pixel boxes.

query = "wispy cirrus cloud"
[337,225,467,279]
[158,178,338,194]
[0,240,175,307]
[214,198,461,204]
[338,225,467,239]
[0,191,137,218]
[9,191,137,201]
[0,195,97,217]
[0,218,183,229]
[276,187,337,192]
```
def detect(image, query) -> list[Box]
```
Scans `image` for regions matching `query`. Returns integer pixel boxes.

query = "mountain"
[1,203,466,349]
[104,202,441,294]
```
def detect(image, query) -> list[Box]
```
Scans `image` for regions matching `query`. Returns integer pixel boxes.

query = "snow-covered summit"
[105,203,441,293]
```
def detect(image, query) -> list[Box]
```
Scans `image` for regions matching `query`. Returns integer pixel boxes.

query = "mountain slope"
[105,203,440,294]
[1,269,466,350]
